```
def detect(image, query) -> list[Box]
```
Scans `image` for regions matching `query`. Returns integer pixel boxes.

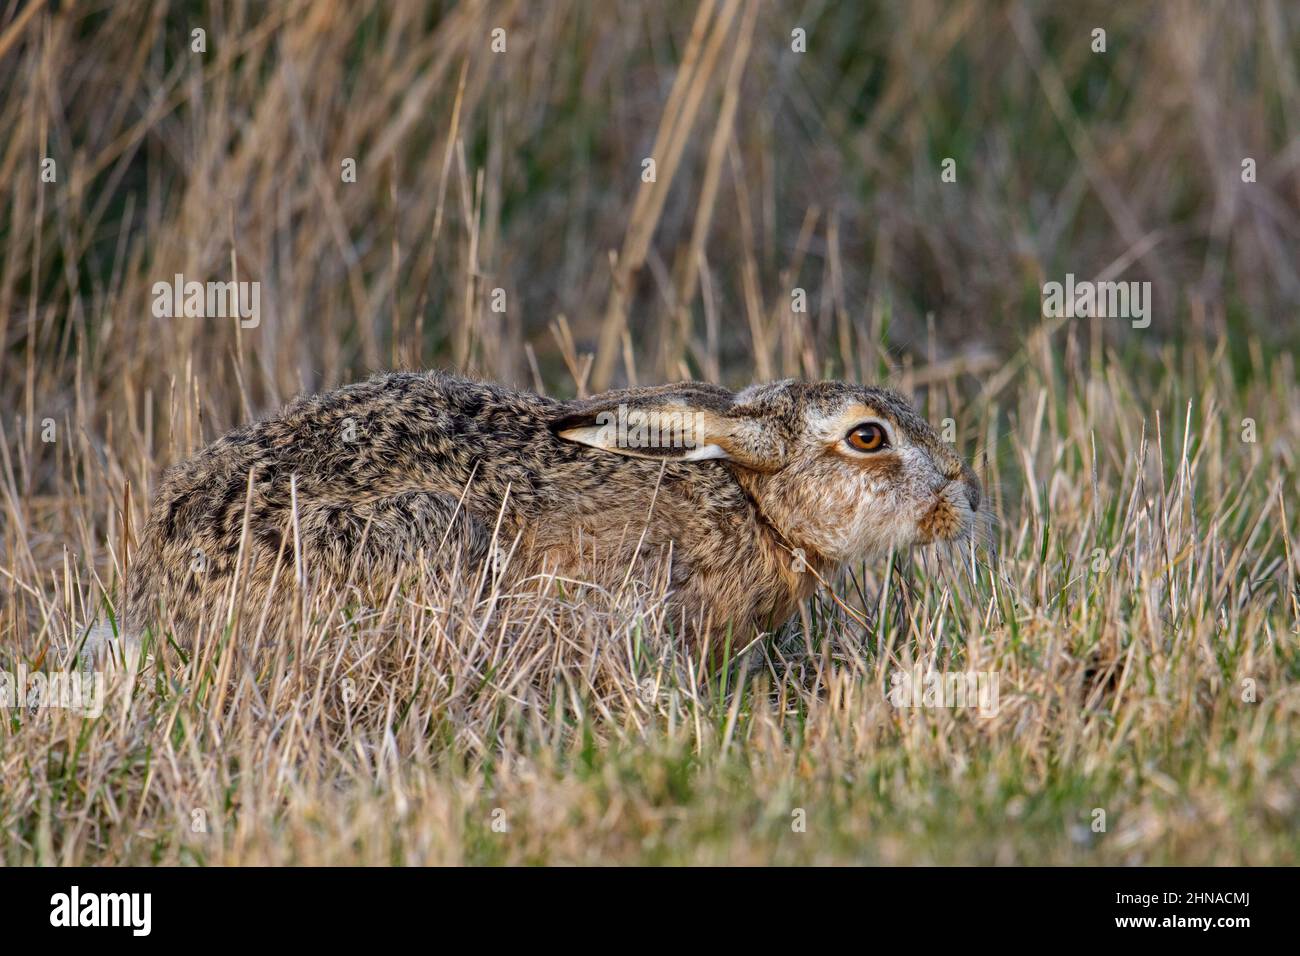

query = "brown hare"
[115,371,980,653]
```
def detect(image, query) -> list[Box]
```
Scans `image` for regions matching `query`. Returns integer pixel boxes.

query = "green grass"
[3,331,1297,865]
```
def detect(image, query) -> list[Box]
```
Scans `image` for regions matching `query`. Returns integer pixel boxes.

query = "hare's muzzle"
[943,459,982,515]
[916,462,982,545]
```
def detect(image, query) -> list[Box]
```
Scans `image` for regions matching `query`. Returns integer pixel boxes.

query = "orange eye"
[847,422,889,453]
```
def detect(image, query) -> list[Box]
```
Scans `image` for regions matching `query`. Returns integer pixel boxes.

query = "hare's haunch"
[124,371,980,645]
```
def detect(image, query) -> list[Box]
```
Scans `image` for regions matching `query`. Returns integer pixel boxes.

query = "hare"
[118,370,980,651]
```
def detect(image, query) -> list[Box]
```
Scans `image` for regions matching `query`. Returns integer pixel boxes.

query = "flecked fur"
[125,371,980,648]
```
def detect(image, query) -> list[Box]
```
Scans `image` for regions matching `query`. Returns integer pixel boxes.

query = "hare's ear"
[550,386,785,471]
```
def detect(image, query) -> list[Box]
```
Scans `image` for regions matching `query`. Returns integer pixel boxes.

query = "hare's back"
[144,372,576,541]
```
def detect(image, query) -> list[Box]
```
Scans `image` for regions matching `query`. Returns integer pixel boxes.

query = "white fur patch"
[556,426,608,449]
[680,443,728,460]
[82,622,144,672]
[558,427,728,462]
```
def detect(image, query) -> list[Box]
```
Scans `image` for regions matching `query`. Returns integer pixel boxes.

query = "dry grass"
[1,1,1298,864]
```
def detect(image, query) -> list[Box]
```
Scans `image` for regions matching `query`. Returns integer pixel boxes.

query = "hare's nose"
[965,482,980,512]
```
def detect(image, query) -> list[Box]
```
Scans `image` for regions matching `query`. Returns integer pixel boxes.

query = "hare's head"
[552,380,982,565]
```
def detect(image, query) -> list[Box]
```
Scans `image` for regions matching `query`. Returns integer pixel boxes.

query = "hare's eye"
[846,422,889,453]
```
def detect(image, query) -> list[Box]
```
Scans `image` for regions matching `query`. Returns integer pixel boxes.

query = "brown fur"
[125,371,979,648]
